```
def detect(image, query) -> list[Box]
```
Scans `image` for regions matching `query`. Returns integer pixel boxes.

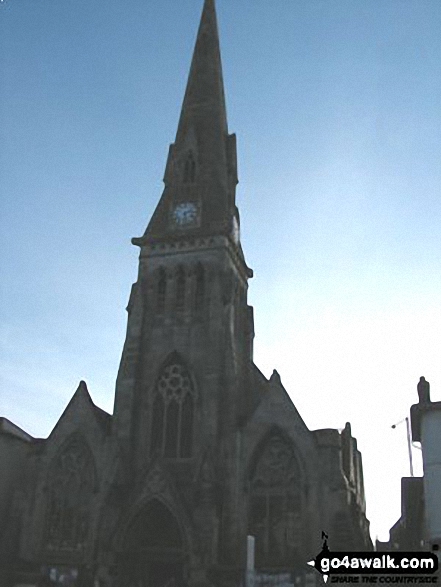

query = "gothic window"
[175,266,186,312]
[183,151,196,184]
[157,268,167,314]
[151,359,194,458]
[249,434,302,568]
[45,437,95,552]
[194,263,205,310]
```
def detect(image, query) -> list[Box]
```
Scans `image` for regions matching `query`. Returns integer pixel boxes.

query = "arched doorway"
[118,499,187,587]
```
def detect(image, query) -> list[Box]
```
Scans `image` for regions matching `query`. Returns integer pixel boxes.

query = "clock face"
[172,202,198,227]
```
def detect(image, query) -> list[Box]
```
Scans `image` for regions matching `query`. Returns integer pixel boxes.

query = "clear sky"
[1,0,440,543]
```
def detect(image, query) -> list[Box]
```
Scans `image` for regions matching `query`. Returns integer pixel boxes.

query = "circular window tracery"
[157,364,192,403]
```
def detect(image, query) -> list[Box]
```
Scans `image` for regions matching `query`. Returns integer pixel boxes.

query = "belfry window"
[45,437,95,552]
[183,152,196,184]
[157,268,167,314]
[151,359,194,458]
[249,434,302,567]
[195,263,205,310]
[175,266,186,312]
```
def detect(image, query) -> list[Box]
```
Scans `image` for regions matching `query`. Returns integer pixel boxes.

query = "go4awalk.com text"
[314,552,439,584]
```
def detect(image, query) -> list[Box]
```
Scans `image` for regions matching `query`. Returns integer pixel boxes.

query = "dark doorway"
[119,499,186,587]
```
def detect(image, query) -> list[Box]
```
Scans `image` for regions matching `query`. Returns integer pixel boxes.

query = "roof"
[0,417,34,443]
[92,403,112,433]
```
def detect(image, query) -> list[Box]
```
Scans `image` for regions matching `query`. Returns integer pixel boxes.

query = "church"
[0,1,372,585]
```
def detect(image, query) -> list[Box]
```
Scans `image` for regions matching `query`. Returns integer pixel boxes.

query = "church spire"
[175,0,228,145]
[134,0,240,246]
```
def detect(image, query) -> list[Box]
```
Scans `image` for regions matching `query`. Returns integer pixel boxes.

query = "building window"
[151,359,194,458]
[175,266,186,312]
[157,268,167,314]
[45,437,95,552]
[249,434,302,567]
[183,152,196,184]
[195,263,205,310]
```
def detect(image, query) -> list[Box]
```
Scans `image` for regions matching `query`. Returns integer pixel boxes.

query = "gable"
[43,381,110,466]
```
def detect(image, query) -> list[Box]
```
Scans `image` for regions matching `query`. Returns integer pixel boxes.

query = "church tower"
[112,0,256,581]
[113,0,253,461]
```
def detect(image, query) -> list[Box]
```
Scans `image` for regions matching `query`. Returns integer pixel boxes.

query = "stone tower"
[111,1,255,579]
[113,0,252,463]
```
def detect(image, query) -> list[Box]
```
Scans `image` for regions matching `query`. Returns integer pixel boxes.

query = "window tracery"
[249,434,302,567]
[151,359,194,458]
[45,437,95,552]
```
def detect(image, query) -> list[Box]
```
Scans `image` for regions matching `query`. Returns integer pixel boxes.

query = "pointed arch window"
[175,266,186,313]
[183,151,196,184]
[194,263,205,310]
[157,268,167,314]
[45,437,95,552]
[151,358,194,458]
[249,434,302,567]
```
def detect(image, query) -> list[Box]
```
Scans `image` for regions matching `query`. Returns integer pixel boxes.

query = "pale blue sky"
[1,0,440,543]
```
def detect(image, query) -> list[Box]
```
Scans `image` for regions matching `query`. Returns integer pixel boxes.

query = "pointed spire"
[175,0,228,144]
[134,0,245,253]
